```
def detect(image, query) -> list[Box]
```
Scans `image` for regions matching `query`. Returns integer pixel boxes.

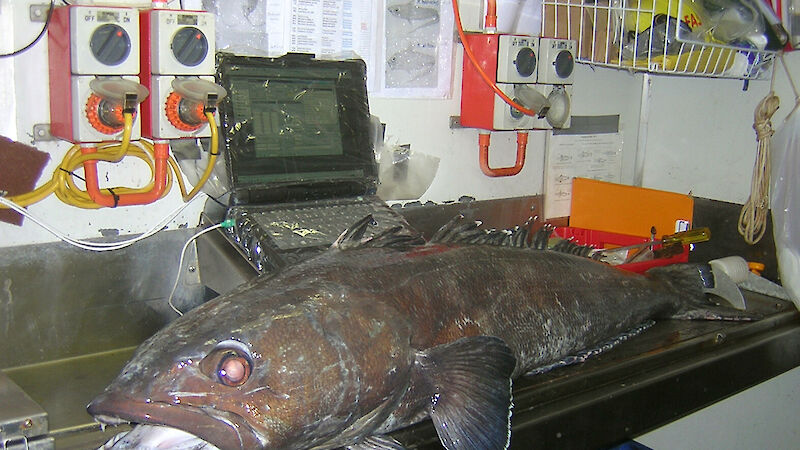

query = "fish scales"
[276,245,677,376]
[89,231,741,450]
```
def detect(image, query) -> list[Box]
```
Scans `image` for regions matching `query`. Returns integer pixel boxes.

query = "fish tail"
[647,263,761,321]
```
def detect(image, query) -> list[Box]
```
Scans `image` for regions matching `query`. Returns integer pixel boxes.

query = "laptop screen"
[216,53,378,204]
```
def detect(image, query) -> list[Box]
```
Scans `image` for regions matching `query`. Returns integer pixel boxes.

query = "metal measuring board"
[0,371,52,449]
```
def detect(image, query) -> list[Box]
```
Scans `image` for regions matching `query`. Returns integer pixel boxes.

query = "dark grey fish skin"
[88,240,726,450]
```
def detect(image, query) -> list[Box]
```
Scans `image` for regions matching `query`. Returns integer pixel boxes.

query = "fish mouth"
[88,392,264,449]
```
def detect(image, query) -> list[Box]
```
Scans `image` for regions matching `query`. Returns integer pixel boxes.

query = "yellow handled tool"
[592,227,711,257]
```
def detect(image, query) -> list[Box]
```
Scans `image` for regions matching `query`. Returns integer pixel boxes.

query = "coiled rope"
[739,66,780,245]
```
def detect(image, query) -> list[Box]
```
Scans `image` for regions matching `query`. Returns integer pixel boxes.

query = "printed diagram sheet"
[544,132,623,219]
[380,0,454,97]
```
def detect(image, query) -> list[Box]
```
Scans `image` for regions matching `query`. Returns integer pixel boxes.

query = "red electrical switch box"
[460,33,541,131]
[48,5,146,143]
[139,8,222,140]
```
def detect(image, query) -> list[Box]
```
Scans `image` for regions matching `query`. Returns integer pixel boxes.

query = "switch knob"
[90,24,131,66]
[554,50,574,79]
[515,47,537,77]
[172,27,209,67]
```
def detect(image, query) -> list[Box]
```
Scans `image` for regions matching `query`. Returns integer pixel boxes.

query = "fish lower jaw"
[98,424,220,450]
[88,392,265,449]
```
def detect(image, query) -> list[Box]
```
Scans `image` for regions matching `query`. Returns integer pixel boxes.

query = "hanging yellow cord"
[182,111,219,201]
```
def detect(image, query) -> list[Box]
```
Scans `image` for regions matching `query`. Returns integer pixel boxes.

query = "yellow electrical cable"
[108,111,134,161]
[182,111,219,201]
[3,113,186,209]
[3,110,217,209]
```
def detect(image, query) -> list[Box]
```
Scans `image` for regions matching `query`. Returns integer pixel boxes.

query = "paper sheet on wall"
[194,0,376,80]
[544,131,623,219]
[193,0,452,97]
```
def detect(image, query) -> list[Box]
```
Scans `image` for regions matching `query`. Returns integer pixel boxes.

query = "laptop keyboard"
[225,198,405,273]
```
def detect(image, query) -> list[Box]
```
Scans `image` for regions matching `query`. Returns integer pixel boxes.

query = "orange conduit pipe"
[451,0,538,117]
[82,141,170,207]
[478,131,528,177]
[485,0,497,30]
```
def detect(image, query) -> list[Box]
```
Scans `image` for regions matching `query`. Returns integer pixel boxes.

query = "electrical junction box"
[461,33,543,131]
[496,34,538,84]
[493,83,536,130]
[145,75,218,139]
[140,9,218,140]
[62,6,140,75]
[48,5,143,143]
[537,38,576,84]
[140,9,215,75]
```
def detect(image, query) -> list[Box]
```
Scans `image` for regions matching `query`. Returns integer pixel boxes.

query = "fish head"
[89,285,414,449]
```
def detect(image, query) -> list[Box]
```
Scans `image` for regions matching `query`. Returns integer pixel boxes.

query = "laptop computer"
[216,53,403,273]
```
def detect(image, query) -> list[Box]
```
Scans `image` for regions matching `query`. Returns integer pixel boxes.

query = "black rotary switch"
[554,50,574,79]
[172,27,209,67]
[90,24,131,66]
[514,47,537,77]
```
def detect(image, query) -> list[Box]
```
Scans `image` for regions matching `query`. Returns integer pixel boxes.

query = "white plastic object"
[770,98,800,310]
[513,84,549,113]
[544,85,571,128]
[709,256,750,283]
[90,77,149,103]
[531,84,571,129]
[171,78,227,104]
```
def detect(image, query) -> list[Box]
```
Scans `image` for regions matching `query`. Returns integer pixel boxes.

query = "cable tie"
[107,188,120,208]
[60,167,87,182]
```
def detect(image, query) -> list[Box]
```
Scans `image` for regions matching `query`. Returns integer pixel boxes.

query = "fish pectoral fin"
[414,336,516,450]
[345,434,406,450]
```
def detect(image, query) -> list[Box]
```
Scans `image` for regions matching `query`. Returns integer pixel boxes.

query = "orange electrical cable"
[451,0,538,117]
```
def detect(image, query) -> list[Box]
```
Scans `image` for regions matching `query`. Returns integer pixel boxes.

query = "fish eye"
[217,351,251,387]
[199,341,253,387]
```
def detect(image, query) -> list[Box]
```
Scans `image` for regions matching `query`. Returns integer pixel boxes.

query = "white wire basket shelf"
[541,0,777,79]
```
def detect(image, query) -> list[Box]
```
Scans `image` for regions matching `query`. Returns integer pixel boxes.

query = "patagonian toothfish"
[88,215,754,449]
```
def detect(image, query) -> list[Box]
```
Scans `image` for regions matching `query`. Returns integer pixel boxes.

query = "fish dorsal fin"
[414,336,516,450]
[429,214,534,248]
[333,214,425,251]
[346,435,406,450]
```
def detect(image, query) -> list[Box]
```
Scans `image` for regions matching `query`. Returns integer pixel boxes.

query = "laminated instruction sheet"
[194,0,454,97]
[544,116,623,219]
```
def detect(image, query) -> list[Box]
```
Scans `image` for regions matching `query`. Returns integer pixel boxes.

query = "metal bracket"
[29,4,51,23]
[31,124,55,142]
[449,115,465,129]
